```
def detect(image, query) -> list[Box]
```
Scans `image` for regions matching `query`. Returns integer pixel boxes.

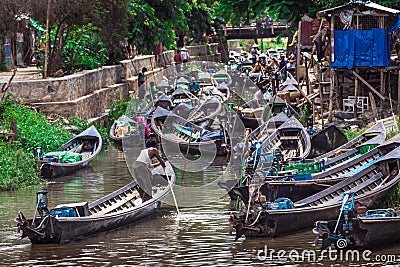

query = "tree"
[184,0,215,45]
[127,0,189,54]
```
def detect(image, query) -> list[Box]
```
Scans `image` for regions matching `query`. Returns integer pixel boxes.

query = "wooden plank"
[91,191,140,216]
[354,72,358,118]
[369,92,378,121]
[328,69,334,123]
[352,70,386,100]
[398,70,400,116]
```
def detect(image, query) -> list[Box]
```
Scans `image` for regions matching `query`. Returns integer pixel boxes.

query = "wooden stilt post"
[305,57,310,95]
[319,80,324,127]
[328,69,335,123]
[380,69,385,114]
[354,69,359,119]
[369,92,378,121]
[398,70,400,116]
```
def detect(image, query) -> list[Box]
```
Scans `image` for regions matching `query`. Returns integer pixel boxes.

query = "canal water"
[1,144,400,266]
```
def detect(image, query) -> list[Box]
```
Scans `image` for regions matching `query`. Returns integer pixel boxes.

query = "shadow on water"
[1,144,400,266]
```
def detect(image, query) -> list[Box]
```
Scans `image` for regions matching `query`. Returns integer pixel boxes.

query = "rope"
[248,210,262,226]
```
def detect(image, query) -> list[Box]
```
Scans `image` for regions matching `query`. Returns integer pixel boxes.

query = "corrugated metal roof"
[319,1,400,15]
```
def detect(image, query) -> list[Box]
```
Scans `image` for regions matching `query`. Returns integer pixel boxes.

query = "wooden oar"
[165,167,180,215]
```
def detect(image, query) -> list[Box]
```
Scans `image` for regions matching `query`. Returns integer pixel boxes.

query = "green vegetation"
[0,97,112,191]
[0,144,40,191]
[62,24,108,73]
[345,128,364,141]
[0,98,73,190]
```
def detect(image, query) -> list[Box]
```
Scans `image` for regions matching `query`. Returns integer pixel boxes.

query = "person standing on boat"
[133,138,166,201]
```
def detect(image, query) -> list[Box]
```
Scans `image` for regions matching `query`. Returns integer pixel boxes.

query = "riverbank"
[0,97,116,190]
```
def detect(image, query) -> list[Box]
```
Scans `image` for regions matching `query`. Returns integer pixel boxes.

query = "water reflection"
[1,144,399,266]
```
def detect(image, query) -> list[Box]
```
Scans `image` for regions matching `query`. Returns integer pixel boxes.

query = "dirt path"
[0,66,42,83]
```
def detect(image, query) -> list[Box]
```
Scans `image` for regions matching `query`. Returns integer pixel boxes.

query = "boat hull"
[22,201,160,244]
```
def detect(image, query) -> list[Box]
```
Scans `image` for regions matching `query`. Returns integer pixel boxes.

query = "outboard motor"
[34,147,43,159]
[36,190,49,217]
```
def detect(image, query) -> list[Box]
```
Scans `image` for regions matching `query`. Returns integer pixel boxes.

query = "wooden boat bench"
[90,190,141,216]
[324,173,384,206]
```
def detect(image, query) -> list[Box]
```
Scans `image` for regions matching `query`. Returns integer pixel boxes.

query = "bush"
[0,99,73,154]
[0,143,41,191]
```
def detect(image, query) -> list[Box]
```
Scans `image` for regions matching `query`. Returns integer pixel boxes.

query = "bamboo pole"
[328,69,334,123]
[354,71,358,119]
[164,168,179,215]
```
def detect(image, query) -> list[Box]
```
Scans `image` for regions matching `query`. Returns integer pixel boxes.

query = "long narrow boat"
[151,107,226,155]
[187,96,223,127]
[109,115,141,146]
[229,146,400,239]
[257,134,400,202]
[220,115,310,200]
[311,121,386,161]
[171,88,199,107]
[313,194,400,250]
[41,126,102,179]
[16,163,175,244]
[213,69,232,86]
[258,116,311,163]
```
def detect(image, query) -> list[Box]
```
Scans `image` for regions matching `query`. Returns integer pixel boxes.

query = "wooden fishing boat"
[174,76,190,90]
[257,116,311,163]
[235,99,269,130]
[109,115,141,146]
[229,146,400,239]
[139,94,173,119]
[215,83,230,102]
[171,88,199,107]
[236,96,298,130]
[187,96,223,127]
[313,195,400,250]
[221,116,310,200]
[40,126,102,179]
[312,121,386,161]
[251,112,289,140]
[151,107,226,155]
[307,124,348,159]
[260,135,400,202]
[227,129,386,202]
[15,163,176,244]
[213,69,232,86]
[198,72,216,88]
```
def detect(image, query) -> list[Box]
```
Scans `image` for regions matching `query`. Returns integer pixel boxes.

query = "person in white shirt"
[133,138,166,201]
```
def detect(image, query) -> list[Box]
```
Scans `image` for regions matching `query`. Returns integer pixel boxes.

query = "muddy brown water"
[1,145,400,266]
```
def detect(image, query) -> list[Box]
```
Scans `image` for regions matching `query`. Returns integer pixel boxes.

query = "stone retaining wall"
[32,83,129,119]
[3,46,221,120]
[186,43,219,57]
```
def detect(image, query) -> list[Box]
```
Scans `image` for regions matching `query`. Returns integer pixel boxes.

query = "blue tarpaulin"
[331,28,390,68]
[389,15,400,33]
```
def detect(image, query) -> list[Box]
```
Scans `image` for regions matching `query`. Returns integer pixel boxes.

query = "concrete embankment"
[0,44,221,123]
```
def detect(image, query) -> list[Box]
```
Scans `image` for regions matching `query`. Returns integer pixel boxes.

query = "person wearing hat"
[251,44,260,65]
[253,86,266,101]
[181,47,190,63]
